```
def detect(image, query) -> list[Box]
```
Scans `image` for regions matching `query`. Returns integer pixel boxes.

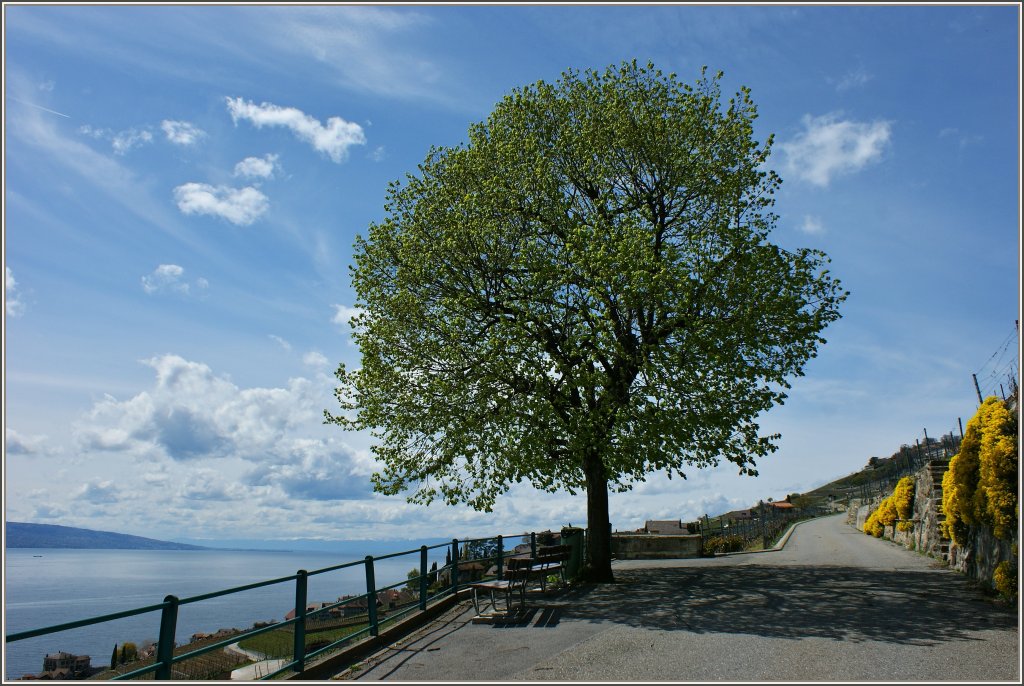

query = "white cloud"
[173,182,269,225]
[234,153,279,179]
[161,119,206,146]
[142,263,184,294]
[111,128,154,155]
[225,97,366,163]
[798,215,825,235]
[779,113,892,187]
[141,264,208,295]
[369,146,386,162]
[332,304,363,327]
[70,354,377,513]
[5,266,27,316]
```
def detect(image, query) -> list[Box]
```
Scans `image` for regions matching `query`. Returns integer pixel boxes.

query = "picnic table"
[468,545,572,616]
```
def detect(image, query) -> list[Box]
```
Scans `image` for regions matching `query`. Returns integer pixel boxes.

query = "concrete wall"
[612,534,701,559]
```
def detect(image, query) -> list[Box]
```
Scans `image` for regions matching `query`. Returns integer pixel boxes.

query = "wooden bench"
[530,545,571,591]
[468,557,532,616]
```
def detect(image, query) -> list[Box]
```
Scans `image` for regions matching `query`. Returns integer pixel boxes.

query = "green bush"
[702,534,745,555]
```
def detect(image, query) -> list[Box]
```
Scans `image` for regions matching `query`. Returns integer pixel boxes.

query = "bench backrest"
[505,556,533,581]
[536,545,571,564]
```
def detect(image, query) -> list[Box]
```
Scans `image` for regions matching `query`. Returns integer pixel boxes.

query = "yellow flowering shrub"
[975,399,1018,540]
[993,560,1017,602]
[942,397,1018,544]
[863,477,915,537]
[893,477,916,531]
[864,508,884,537]
[942,423,980,543]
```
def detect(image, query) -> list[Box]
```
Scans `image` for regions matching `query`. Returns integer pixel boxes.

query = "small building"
[644,520,685,535]
[284,601,334,621]
[42,652,91,678]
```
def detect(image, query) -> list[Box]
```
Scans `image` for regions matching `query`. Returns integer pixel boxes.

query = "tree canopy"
[328,61,847,582]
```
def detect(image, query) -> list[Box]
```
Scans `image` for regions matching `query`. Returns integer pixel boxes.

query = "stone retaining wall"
[848,459,1017,591]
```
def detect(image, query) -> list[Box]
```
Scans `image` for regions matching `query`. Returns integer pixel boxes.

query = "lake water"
[3,547,449,680]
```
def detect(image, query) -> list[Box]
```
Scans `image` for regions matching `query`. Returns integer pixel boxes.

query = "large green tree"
[328,61,846,582]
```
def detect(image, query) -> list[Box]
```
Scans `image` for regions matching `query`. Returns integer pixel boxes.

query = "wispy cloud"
[141,264,208,295]
[833,66,872,92]
[939,127,984,150]
[798,215,825,235]
[173,182,269,225]
[5,266,28,317]
[6,71,207,254]
[252,7,462,107]
[225,97,366,163]
[161,119,206,146]
[79,124,154,155]
[234,153,280,179]
[269,334,292,352]
[779,113,892,187]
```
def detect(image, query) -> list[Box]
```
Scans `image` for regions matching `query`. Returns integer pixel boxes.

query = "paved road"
[334,515,1020,682]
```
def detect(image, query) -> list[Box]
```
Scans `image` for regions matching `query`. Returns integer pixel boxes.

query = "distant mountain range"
[5,522,212,550]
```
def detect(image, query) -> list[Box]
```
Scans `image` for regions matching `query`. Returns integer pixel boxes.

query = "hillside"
[5,522,211,550]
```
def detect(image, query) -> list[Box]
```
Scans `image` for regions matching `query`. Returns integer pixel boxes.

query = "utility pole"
[958,417,964,439]
[973,373,984,404]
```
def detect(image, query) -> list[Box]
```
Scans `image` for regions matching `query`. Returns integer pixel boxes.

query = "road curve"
[337,514,1019,682]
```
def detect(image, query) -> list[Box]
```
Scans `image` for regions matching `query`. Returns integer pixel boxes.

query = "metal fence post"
[155,595,179,680]
[419,546,428,611]
[365,556,378,637]
[293,570,308,673]
[530,532,537,559]
[450,539,459,597]
[496,535,504,580]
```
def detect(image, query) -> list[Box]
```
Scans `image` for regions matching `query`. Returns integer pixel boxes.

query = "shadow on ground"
[525,565,1015,646]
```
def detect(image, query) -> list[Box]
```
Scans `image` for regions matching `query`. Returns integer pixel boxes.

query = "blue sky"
[3,3,1020,545]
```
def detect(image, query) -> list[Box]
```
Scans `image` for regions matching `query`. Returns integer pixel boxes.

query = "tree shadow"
[537,565,1015,646]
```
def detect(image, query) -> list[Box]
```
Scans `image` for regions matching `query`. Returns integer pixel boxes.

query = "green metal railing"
[6,530,567,680]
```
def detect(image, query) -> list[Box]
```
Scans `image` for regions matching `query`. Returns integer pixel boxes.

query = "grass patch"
[239,624,368,658]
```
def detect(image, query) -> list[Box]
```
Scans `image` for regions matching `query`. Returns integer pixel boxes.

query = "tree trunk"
[579,447,615,583]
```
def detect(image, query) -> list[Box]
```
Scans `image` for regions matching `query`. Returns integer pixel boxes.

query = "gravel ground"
[333,514,1020,682]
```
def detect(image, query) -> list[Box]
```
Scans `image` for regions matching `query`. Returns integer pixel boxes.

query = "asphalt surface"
[332,514,1020,682]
